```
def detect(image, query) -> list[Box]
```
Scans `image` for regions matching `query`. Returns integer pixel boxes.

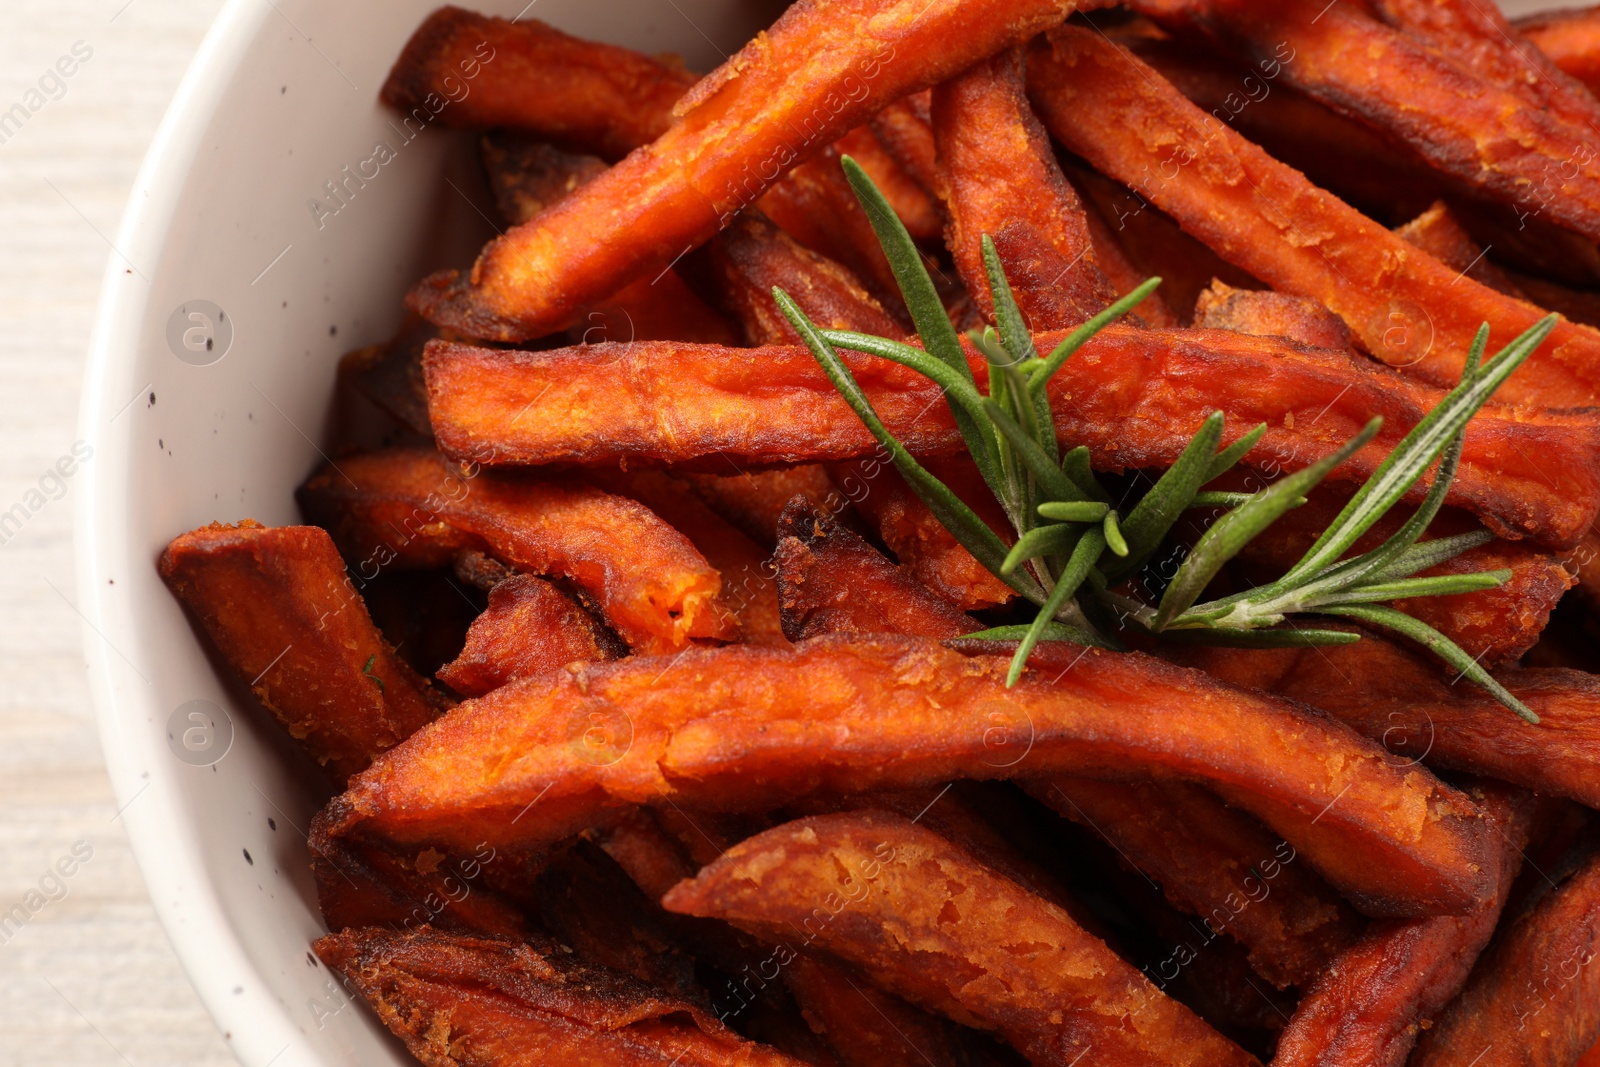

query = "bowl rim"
[76,1,324,1063]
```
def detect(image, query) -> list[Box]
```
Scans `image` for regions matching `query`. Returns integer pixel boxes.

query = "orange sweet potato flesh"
[1371,0,1600,133]
[834,125,942,242]
[422,328,1600,549]
[590,468,787,646]
[775,498,978,641]
[317,632,1497,917]
[680,466,837,548]
[1035,778,1364,990]
[931,50,1115,328]
[381,7,696,162]
[158,522,444,783]
[1393,201,1528,299]
[1273,783,1539,1067]
[1026,24,1600,408]
[870,92,940,196]
[692,210,901,346]
[407,0,1078,341]
[1411,843,1600,1066]
[1169,633,1600,808]
[435,574,617,697]
[1136,0,1600,246]
[662,810,1261,1066]
[598,802,998,1067]
[314,927,805,1067]
[1521,6,1600,96]
[775,503,1362,990]
[296,449,733,653]
[311,834,529,940]
[1226,490,1574,667]
[1079,184,1181,327]
[1192,281,1355,353]
[827,456,1015,611]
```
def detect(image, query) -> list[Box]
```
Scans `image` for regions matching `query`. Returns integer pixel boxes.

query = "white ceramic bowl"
[76,1,781,1063]
[79,0,1565,1063]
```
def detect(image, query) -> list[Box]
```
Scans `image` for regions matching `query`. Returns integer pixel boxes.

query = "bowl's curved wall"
[77,1,780,1063]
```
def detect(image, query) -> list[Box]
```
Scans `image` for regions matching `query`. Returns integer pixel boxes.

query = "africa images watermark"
[0,441,94,548]
[308,37,497,229]
[0,841,95,948]
[0,41,94,148]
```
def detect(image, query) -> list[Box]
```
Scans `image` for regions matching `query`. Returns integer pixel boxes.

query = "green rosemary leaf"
[982,237,1056,465]
[1037,501,1111,522]
[1372,530,1497,581]
[840,156,999,489]
[1060,445,1111,503]
[1151,627,1363,648]
[1188,491,1286,509]
[1104,411,1224,582]
[1320,604,1538,723]
[1154,418,1384,630]
[820,330,1000,476]
[1281,315,1555,586]
[1008,526,1109,686]
[1002,523,1083,575]
[1312,569,1510,606]
[776,288,1043,603]
[961,620,1105,646]
[1202,423,1268,483]
[1103,511,1129,557]
[981,397,1085,504]
[1030,278,1163,397]
[1463,322,1489,378]
[981,236,1041,368]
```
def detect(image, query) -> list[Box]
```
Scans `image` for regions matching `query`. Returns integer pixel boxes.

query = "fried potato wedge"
[692,210,901,346]
[662,810,1261,1066]
[775,505,1361,989]
[381,6,695,161]
[1371,0,1600,134]
[480,133,739,346]
[870,92,940,198]
[680,466,836,548]
[591,468,787,646]
[318,632,1496,917]
[1393,201,1527,299]
[1410,840,1600,1066]
[423,329,1600,548]
[827,456,1015,611]
[1170,632,1600,808]
[834,125,941,242]
[314,927,805,1067]
[1192,281,1355,352]
[1135,0,1600,248]
[311,834,529,940]
[407,0,1077,340]
[1521,5,1600,96]
[1026,24,1600,407]
[159,522,443,783]
[1035,778,1363,990]
[1079,185,1182,326]
[1273,783,1539,1067]
[435,574,618,697]
[931,50,1114,327]
[297,448,734,653]
[599,805,1001,1067]
[775,498,978,641]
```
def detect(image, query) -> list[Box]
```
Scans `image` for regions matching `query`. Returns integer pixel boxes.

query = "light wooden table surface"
[0,2,236,1064]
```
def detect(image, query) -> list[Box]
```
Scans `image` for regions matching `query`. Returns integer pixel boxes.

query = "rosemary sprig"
[775,157,1551,722]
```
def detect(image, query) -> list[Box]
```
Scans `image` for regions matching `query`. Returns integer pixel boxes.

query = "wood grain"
[0,2,233,1064]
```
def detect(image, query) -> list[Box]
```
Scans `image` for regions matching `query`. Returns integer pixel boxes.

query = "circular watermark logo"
[166,300,233,366]
[1370,300,1435,369]
[566,704,633,767]
[167,699,234,766]
[978,702,1035,769]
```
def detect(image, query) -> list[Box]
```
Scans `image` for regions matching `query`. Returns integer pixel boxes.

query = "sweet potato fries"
[158,2,1600,1063]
